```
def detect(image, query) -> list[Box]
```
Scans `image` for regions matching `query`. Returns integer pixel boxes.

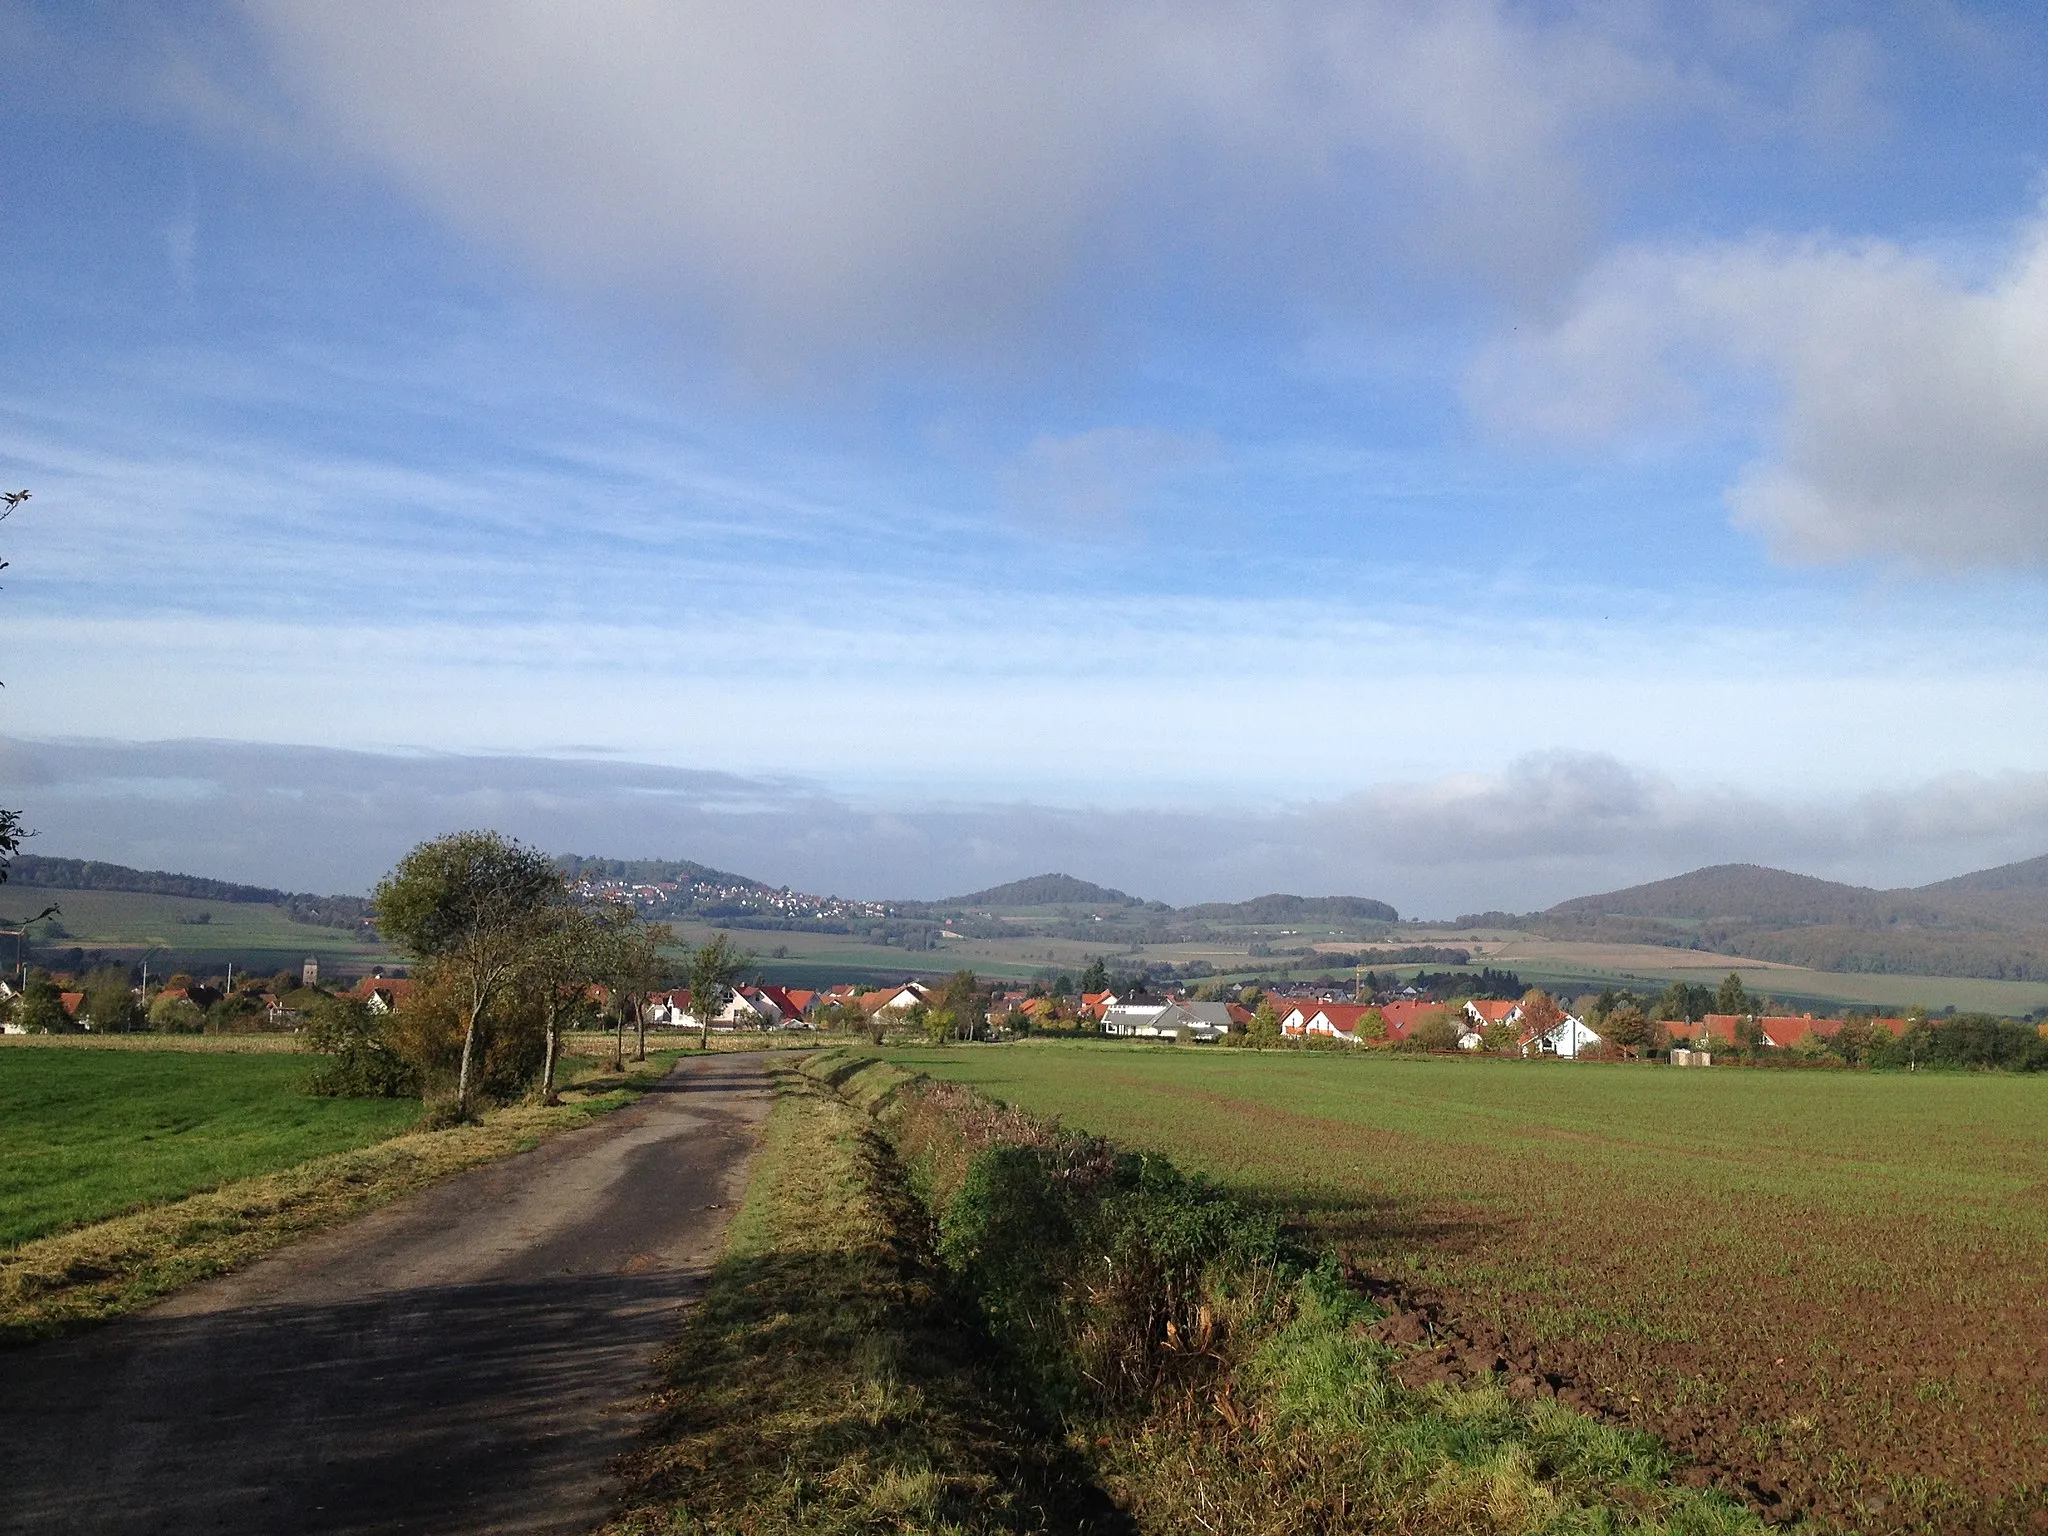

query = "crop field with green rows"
[884,1041,2048,1531]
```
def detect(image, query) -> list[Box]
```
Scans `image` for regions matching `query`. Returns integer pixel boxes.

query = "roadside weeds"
[603,1062,1125,1536]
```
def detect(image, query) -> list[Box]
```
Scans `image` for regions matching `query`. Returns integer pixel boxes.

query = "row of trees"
[357,832,750,1116]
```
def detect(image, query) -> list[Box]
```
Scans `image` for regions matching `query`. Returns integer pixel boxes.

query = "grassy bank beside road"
[1,1047,685,1343]
[607,1060,1106,1535]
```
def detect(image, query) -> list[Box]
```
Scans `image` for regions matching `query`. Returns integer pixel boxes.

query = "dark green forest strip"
[0,1052,678,1344]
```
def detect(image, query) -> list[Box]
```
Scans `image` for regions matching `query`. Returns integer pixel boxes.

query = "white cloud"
[208,1,1861,373]
[1472,206,2048,568]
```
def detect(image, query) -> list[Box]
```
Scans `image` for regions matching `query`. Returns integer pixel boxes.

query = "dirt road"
[0,1051,772,1535]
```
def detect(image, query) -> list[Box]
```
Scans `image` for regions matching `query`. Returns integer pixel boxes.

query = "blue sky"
[5,1,2048,910]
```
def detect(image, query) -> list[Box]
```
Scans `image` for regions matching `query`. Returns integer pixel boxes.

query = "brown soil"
[1343,1255,2048,1534]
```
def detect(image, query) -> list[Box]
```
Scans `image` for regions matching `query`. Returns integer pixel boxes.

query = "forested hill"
[5,855,372,929]
[941,873,1138,908]
[1545,864,1930,928]
[1533,857,2048,981]
[1181,893,1400,924]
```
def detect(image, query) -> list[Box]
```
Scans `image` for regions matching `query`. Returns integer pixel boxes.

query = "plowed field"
[886,1043,2048,1533]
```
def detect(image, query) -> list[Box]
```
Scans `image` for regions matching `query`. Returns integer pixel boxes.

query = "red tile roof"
[1306,1003,1373,1036]
[1375,1000,1439,1038]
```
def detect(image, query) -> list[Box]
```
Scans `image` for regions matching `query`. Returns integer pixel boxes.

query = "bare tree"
[0,491,30,881]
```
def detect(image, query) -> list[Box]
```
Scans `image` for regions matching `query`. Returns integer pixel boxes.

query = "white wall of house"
[1532,1015,1601,1059]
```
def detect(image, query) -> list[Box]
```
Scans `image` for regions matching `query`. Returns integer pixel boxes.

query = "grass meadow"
[0,1047,421,1246]
[884,1041,2048,1529]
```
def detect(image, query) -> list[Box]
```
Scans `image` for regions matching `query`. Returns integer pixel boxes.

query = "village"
[2,950,1931,1067]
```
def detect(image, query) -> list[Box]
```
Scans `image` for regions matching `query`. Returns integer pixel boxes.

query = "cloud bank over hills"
[11,736,2048,918]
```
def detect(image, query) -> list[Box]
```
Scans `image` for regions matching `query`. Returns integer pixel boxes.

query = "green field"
[3,886,393,972]
[23,881,2046,1015]
[0,1048,421,1246]
[653,916,2048,1014]
[883,1042,2048,1527]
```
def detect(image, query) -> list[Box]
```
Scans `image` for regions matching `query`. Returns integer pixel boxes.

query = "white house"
[1102,1001,1233,1042]
[1462,999,1522,1049]
[858,982,933,1022]
[1101,1001,1174,1036]
[1521,1012,1601,1059]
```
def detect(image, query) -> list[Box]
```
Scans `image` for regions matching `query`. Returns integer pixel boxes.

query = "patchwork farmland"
[886,1042,2048,1532]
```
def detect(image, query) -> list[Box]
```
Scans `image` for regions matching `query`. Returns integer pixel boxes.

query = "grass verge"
[603,1060,1125,1536]
[0,1050,682,1345]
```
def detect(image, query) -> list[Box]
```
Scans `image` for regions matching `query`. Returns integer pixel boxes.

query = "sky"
[4,1,2048,912]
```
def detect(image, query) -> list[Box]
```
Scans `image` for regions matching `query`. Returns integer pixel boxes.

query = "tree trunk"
[456,992,481,1115]
[612,998,626,1071]
[635,995,646,1061]
[540,997,560,1104]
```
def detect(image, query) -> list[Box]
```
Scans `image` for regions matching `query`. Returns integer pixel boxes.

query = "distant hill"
[943,873,1138,908]
[1180,893,1399,925]
[1534,857,2048,981]
[1544,863,1939,929]
[1921,851,2048,896]
[4,855,371,930]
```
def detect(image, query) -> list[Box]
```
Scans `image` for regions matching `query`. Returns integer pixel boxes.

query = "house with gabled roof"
[1374,999,1441,1043]
[351,975,416,1014]
[859,982,931,1018]
[1461,998,1522,1050]
[750,984,811,1026]
[1290,1002,1370,1042]
[1519,1011,1600,1059]
[1102,1000,1233,1041]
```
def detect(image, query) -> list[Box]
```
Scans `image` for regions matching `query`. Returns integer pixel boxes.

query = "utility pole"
[4,905,61,990]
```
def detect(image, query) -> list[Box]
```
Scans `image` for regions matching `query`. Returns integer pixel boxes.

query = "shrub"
[303,996,420,1099]
[383,966,544,1106]
[147,994,205,1033]
[933,1126,1296,1413]
[15,979,73,1034]
[1399,1007,1461,1053]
